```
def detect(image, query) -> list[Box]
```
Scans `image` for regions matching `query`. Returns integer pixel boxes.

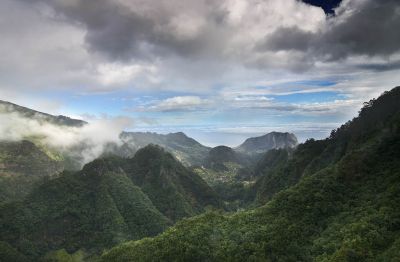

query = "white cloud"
[141,96,211,112]
[0,108,134,166]
[96,63,158,86]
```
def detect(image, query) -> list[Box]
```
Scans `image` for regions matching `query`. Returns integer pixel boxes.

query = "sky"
[0,0,399,147]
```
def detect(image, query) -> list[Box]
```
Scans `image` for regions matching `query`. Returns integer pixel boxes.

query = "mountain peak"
[236,132,298,155]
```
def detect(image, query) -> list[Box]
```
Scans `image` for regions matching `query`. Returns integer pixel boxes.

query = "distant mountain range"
[114,131,211,166]
[0,98,299,167]
[114,131,298,166]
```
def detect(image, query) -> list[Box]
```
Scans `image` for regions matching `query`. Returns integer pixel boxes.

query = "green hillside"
[102,87,400,261]
[0,158,170,260]
[0,145,222,260]
[125,145,222,221]
[0,140,64,204]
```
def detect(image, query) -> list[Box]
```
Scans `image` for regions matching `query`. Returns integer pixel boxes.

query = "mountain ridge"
[235,131,298,155]
[0,100,86,127]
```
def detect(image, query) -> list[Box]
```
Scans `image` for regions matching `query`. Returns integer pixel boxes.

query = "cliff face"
[235,132,298,154]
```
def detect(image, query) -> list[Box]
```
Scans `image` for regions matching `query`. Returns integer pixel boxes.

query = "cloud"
[0,109,134,167]
[357,60,400,72]
[96,62,158,86]
[261,0,400,62]
[0,0,397,98]
[16,0,325,66]
[16,0,400,69]
[139,96,211,112]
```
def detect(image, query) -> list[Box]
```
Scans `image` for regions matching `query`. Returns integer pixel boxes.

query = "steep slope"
[0,157,170,260]
[255,86,400,204]
[254,139,330,203]
[116,131,210,166]
[235,132,298,155]
[0,100,86,127]
[125,145,221,221]
[102,87,400,261]
[0,100,92,170]
[0,140,63,203]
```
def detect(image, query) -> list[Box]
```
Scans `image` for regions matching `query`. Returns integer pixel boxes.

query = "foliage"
[0,161,170,260]
[0,241,28,262]
[126,145,222,221]
[0,145,222,260]
[0,140,63,204]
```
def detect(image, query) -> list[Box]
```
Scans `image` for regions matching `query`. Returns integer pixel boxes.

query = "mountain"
[203,146,241,171]
[102,87,400,261]
[0,100,88,203]
[125,145,222,221]
[114,131,210,166]
[0,144,221,260]
[235,132,298,155]
[0,156,170,260]
[0,140,64,203]
[0,100,86,127]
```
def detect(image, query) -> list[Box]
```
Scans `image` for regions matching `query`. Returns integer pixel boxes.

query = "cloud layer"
[16,0,400,68]
[1,0,398,95]
[0,110,134,166]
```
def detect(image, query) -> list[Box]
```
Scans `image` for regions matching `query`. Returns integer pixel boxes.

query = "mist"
[0,111,134,167]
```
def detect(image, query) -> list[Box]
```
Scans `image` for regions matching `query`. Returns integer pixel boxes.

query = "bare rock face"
[235,132,298,155]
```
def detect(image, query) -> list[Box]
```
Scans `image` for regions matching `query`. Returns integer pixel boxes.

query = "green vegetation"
[193,163,254,210]
[193,145,256,210]
[102,87,400,261]
[0,145,221,260]
[0,158,170,260]
[0,140,63,204]
[126,145,222,221]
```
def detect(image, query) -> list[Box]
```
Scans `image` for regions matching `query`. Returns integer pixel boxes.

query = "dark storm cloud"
[322,0,400,60]
[257,27,314,52]
[262,0,400,63]
[19,0,228,61]
[358,60,400,72]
